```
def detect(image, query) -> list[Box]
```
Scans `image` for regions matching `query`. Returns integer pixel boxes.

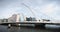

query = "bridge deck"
[0,21,60,25]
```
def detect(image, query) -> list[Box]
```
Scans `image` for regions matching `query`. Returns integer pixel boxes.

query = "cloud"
[41,3,56,15]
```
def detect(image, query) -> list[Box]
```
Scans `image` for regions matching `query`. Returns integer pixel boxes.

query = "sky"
[0,0,60,20]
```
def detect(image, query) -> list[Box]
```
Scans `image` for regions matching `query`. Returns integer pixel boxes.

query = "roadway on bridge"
[0,21,60,25]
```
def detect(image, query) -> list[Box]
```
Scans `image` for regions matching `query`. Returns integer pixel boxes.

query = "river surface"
[0,24,60,32]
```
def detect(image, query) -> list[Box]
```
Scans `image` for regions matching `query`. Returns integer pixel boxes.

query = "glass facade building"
[26,17,37,21]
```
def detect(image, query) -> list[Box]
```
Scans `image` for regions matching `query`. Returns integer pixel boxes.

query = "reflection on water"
[46,24,60,29]
[0,24,60,32]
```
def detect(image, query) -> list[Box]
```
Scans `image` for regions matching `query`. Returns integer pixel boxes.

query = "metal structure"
[21,3,52,21]
[21,3,40,21]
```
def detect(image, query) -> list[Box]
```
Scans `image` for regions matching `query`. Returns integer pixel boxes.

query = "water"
[0,25,60,32]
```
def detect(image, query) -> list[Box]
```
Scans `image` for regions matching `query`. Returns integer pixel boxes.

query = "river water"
[0,24,60,32]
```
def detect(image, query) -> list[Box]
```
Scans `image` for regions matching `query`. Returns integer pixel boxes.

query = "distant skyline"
[0,0,60,20]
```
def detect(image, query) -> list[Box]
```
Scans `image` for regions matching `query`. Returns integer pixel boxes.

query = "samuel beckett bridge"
[0,3,60,27]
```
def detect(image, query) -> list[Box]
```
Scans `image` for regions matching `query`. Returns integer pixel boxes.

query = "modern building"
[8,14,20,23]
[26,17,37,21]
[8,13,37,23]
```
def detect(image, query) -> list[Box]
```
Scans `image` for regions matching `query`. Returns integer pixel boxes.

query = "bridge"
[0,21,60,25]
[0,20,60,28]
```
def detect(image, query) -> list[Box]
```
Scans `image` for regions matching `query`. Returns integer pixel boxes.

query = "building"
[26,17,37,21]
[0,19,8,23]
[2,19,8,22]
[8,13,37,23]
[8,14,20,22]
[0,19,2,23]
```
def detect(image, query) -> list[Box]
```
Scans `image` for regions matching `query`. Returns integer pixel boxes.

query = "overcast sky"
[0,0,60,20]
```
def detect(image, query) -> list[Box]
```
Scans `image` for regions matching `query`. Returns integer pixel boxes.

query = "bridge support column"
[35,24,45,28]
[8,24,11,28]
